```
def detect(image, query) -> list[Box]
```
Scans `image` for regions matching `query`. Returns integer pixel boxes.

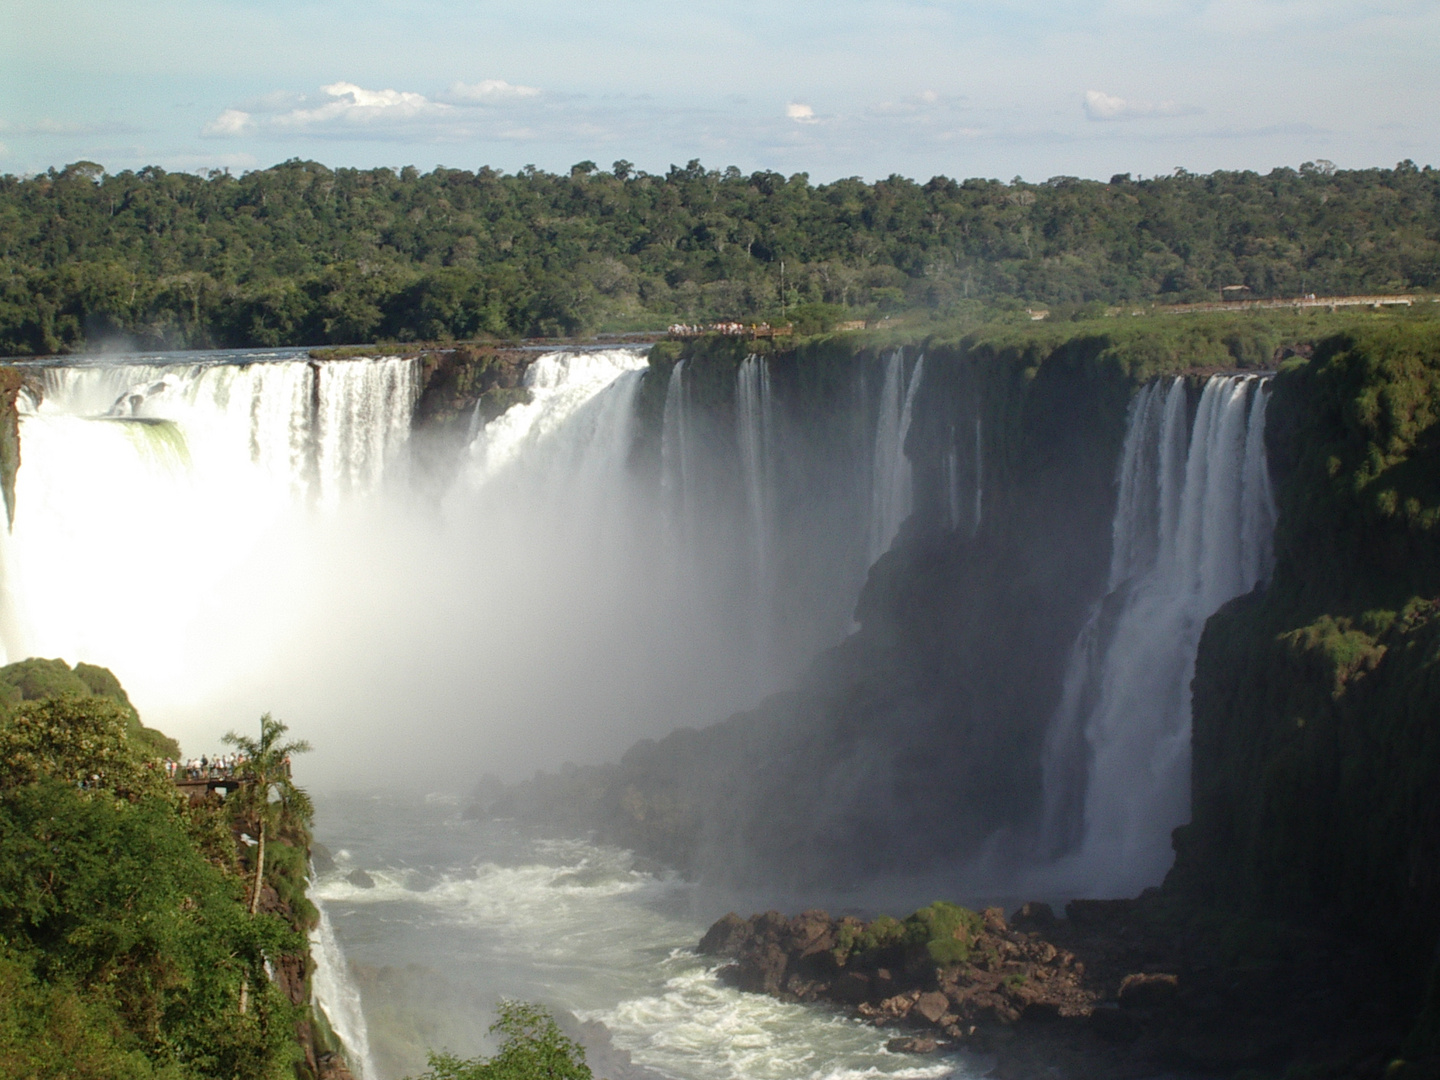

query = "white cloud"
[1084,89,1199,121]
[442,80,541,103]
[203,109,254,137]
[272,82,449,129]
[786,102,817,123]
[202,80,555,141]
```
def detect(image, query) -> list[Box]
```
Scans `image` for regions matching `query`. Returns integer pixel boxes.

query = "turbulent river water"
[310,793,980,1080]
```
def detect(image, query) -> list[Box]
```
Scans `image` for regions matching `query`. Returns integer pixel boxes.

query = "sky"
[2,0,1437,183]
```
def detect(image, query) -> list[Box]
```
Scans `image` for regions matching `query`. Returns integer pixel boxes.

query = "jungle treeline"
[1,157,1437,355]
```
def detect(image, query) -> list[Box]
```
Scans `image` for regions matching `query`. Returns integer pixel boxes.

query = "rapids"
[310,793,978,1080]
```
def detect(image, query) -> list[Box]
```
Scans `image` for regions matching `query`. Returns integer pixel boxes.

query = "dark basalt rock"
[700,892,1429,1078]
[346,867,376,889]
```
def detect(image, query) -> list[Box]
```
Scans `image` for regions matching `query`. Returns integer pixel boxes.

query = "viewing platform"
[174,770,251,799]
[167,758,288,801]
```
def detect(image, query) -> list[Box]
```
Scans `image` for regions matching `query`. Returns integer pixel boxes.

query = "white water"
[1039,374,1276,895]
[735,355,778,672]
[660,360,693,549]
[869,351,924,562]
[1,355,415,696]
[736,355,775,594]
[311,898,378,1080]
[312,794,975,1080]
[463,350,648,490]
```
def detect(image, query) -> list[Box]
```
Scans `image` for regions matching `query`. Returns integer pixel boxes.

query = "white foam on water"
[586,957,969,1080]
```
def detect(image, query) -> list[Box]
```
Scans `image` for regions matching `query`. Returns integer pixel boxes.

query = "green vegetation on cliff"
[0,662,329,1080]
[2,157,1437,354]
[0,656,179,759]
[1179,322,1440,1060]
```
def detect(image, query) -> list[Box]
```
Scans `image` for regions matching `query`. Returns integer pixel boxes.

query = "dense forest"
[1,158,1437,355]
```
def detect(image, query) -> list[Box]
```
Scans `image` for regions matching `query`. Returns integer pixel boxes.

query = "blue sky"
[3,0,1436,181]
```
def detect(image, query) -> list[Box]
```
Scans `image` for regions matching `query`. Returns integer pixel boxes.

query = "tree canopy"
[0,685,303,1079]
[411,1001,591,1080]
[2,158,1437,354]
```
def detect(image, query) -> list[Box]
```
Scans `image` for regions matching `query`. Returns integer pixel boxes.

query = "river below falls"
[311,790,983,1080]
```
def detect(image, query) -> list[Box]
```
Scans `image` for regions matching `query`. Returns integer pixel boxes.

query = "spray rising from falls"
[1040,374,1276,896]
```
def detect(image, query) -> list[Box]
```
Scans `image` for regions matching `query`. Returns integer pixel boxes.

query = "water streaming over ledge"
[310,897,378,1080]
[1,355,417,677]
[1040,374,1277,896]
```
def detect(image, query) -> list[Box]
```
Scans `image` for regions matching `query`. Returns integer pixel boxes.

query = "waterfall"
[973,413,983,533]
[1040,374,1277,895]
[310,898,377,1080]
[868,351,924,562]
[941,412,983,537]
[735,356,777,669]
[735,355,775,581]
[462,350,647,491]
[2,356,417,676]
[659,360,692,546]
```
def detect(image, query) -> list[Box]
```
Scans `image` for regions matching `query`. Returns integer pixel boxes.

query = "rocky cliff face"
[1179,323,1440,1060]
[480,316,1294,887]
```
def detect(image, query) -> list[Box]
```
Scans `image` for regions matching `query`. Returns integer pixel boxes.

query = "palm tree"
[224,713,313,914]
[223,713,311,1015]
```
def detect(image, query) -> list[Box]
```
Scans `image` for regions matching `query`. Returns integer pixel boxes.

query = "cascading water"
[1,355,417,687]
[463,350,647,492]
[735,355,775,588]
[869,351,924,562]
[1040,374,1276,896]
[310,898,377,1080]
[659,359,693,548]
[735,355,778,670]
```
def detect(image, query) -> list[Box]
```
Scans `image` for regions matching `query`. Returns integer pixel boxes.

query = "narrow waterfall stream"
[310,898,379,1080]
[1040,374,1277,896]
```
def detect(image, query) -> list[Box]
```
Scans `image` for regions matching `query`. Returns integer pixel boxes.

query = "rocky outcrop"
[698,904,1094,1050]
[700,895,1424,1077]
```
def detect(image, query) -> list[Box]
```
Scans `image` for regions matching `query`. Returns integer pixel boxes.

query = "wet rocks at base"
[698,903,1094,1051]
[697,895,1417,1079]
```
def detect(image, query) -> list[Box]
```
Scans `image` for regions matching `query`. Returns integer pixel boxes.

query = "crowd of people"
[164,753,248,781]
[667,320,779,337]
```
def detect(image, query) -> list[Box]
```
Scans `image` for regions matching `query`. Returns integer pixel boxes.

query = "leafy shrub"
[411,1001,591,1080]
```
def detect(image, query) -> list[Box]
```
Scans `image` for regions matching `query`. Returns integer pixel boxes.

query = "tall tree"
[223,713,312,916]
[223,713,311,1016]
